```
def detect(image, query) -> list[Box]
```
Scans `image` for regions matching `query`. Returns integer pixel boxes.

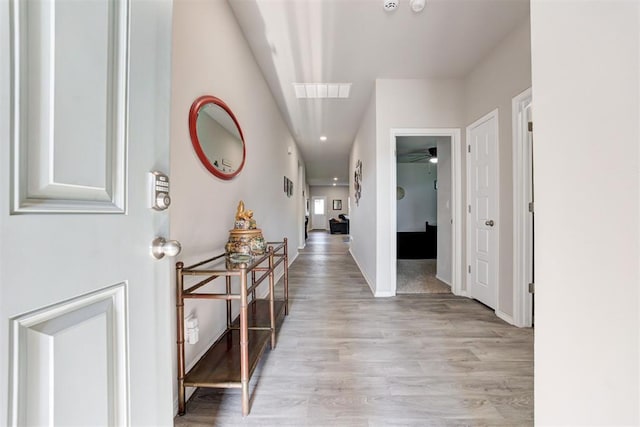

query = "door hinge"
[468,265,471,274]
[528,282,535,293]
[528,202,534,213]
[528,121,533,132]
[468,205,471,213]
[467,145,471,153]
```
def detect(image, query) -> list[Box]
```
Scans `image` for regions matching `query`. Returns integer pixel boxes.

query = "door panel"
[1,0,174,425]
[467,111,499,309]
[13,0,127,213]
[12,284,127,426]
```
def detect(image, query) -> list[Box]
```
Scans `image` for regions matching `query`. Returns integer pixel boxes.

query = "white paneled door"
[467,110,499,309]
[1,1,174,425]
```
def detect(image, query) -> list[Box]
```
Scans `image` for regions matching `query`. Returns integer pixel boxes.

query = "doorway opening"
[396,135,451,294]
[311,196,327,230]
[389,128,463,296]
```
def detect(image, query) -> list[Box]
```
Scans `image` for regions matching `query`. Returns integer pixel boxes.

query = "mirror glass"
[189,96,246,179]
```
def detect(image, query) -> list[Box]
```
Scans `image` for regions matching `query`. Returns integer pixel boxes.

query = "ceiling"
[229,0,530,186]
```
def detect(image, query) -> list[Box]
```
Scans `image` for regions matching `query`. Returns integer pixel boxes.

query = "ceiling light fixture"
[293,83,351,99]
[333,177,338,181]
[429,157,438,164]
[320,136,327,141]
[409,0,426,12]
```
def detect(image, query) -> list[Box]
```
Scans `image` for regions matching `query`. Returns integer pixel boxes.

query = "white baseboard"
[349,248,377,297]
[495,309,516,326]
[375,290,395,297]
[288,251,298,265]
[435,274,452,287]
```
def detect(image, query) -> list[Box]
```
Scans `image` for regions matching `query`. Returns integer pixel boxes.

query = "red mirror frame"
[188,95,246,180]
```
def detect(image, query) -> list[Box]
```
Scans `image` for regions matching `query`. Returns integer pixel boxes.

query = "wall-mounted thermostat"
[150,171,171,211]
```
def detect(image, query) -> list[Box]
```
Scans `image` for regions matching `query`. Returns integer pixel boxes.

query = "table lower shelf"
[231,299,287,329]
[184,328,271,388]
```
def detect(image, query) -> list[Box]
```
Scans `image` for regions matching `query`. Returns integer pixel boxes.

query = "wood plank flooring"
[174,231,533,426]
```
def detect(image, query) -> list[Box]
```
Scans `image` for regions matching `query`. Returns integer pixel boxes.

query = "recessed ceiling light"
[320,136,327,141]
[293,83,351,99]
[333,177,338,181]
[333,183,336,186]
[429,157,438,164]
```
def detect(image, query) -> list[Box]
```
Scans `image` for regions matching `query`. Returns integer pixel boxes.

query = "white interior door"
[0,1,174,425]
[311,196,327,230]
[467,110,499,309]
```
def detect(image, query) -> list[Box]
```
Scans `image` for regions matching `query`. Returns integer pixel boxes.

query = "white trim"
[350,248,377,296]
[512,88,533,328]
[375,290,395,297]
[466,109,500,311]
[435,274,452,287]
[297,162,306,249]
[496,309,515,325]
[389,128,463,296]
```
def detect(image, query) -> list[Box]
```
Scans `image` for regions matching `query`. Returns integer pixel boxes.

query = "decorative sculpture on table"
[226,200,266,261]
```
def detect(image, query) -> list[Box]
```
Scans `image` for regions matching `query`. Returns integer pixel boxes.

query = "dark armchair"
[329,214,349,234]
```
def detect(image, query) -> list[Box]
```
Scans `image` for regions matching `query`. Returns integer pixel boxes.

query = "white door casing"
[389,128,463,297]
[512,88,533,327]
[298,162,306,248]
[1,0,174,425]
[311,196,327,230]
[466,110,499,310]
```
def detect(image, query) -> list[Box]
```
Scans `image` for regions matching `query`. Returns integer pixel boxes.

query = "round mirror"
[188,95,246,180]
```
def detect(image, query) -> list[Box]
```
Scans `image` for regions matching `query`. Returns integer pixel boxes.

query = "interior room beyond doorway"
[396,135,453,294]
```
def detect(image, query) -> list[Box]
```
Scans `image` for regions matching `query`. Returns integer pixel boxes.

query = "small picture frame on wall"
[332,199,342,210]
[284,176,293,197]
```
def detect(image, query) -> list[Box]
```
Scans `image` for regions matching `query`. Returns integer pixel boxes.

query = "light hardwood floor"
[174,231,533,426]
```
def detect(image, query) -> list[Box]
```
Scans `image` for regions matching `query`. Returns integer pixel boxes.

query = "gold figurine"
[235,200,254,221]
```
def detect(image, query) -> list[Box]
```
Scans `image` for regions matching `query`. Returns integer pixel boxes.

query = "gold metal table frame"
[176,238,289,417]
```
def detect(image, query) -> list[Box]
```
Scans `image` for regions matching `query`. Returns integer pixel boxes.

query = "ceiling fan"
[405,147,438,163]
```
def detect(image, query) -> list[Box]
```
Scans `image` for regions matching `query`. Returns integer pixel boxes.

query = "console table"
[175,238,289,417]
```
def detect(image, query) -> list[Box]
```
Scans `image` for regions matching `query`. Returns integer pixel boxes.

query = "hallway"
[175,232,533,426]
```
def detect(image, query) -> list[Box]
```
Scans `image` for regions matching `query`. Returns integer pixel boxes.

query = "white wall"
[309,186,349,223]
[350,92,378,292]
[463,18,531,318]
[375,79,465,296]
[436,139,452,284]
[531,1,640,424]
[396,163,437,232]
[170,0,305,410]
